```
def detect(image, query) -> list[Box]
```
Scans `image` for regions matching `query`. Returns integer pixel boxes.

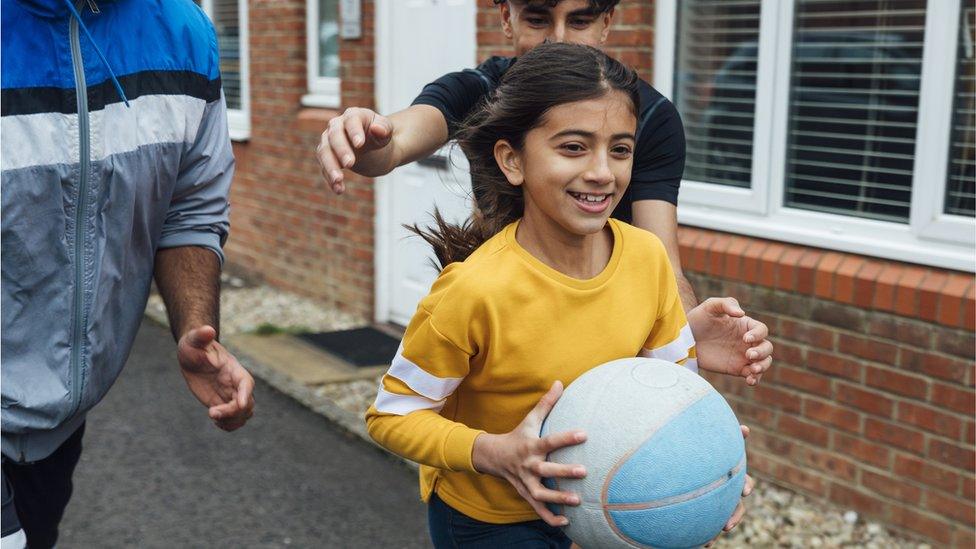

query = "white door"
[375,0,477,326]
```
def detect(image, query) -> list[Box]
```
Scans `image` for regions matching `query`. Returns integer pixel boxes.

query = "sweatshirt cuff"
[443,425,484,472]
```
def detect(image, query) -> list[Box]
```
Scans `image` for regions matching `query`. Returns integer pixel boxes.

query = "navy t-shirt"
[412,56,686,223]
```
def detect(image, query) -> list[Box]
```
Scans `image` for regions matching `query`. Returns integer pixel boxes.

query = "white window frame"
[200,0,251,141]
[656,0,975,272]
[303,0,341,109]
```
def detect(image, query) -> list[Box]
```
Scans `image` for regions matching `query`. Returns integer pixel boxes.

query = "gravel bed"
[146,273,364,336]
[149,278,926,548]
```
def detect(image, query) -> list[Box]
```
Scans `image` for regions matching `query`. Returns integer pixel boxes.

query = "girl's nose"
[585,157,615,186]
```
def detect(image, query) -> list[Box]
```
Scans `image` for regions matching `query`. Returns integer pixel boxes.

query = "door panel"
[377,0,477,326]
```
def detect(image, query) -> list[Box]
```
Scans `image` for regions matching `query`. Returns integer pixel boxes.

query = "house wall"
[225,1,974,545]
[226,0,377,320]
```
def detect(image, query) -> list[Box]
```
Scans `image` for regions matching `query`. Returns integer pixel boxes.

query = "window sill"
[296,106,342,133]
[301,93,341,109]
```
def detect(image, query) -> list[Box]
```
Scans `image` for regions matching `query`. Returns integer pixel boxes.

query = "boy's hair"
[409,42,640,269]
[492,0,622,14]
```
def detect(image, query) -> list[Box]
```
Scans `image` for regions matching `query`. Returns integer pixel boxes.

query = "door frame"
[373,0,394,323]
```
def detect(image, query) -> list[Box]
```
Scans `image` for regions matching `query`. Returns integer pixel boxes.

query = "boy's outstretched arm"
[316,104,449,194]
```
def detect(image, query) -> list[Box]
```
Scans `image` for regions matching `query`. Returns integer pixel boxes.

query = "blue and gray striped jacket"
[1,0,234,461]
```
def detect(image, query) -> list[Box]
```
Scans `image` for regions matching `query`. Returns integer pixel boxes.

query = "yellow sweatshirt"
[365,219,696,524]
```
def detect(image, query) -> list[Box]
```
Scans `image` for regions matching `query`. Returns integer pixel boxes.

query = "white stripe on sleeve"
[387,347,464,401]
[641,323,696,364]
[373,387,446,415]
[683,358,699,374]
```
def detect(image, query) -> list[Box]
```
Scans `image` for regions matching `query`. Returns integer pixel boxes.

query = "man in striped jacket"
[1,1,255,547]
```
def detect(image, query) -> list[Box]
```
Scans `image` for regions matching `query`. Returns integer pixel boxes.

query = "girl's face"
[496,90,637,239]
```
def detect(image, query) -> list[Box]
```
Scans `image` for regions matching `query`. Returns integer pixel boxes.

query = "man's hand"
[316,107,394,194]
[687,297,773,385]
[705,425,754,547]
[177,325,255,431]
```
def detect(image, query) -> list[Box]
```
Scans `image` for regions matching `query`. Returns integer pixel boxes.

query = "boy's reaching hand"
[687,297,773,385]
[316,107,394,194]
[471,381,587,528]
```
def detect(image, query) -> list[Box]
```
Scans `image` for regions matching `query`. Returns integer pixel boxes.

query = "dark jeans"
[1,423,85,549]
[428,492,572,549]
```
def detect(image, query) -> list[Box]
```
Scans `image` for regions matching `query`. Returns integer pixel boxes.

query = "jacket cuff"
[442,425,484,472]
[157,231,225,265]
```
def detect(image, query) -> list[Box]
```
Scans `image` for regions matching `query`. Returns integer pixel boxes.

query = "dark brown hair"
[492,0,622,14]
[410,42,640,269]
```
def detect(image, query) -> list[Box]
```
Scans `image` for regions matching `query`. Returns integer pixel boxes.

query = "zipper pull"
[87,0,100,13]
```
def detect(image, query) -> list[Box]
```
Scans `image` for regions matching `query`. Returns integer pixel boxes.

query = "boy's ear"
[500,2,514,39]
[599,8,615,43]
[494,140,524,187]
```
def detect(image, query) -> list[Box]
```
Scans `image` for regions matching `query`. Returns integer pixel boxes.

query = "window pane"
[209,0,243,110]
[945,2,975,217]
[673,0,762,188]
[319,0,340,78]
[784,0,925,223]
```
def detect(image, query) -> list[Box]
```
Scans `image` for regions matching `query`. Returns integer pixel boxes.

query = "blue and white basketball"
[541,358,746,549]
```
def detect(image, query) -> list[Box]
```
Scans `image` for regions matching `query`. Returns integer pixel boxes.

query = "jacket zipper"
[66,2,90,421]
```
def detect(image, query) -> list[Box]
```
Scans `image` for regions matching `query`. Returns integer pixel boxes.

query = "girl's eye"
[612,145,633,156]
[561,143,586,153]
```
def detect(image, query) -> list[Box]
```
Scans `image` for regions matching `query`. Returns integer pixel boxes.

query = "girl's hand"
[471,381,587,527]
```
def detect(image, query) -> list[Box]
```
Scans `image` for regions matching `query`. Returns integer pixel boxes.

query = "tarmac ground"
[59,320,430,548]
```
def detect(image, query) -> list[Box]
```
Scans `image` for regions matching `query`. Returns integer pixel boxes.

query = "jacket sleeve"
[157,89,234,264]
[365,268,484,472]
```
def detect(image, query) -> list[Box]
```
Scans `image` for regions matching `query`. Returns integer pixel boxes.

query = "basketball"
[541,358,746,549]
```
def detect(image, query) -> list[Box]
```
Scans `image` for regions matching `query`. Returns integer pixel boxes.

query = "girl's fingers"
[532,461,586,479]
[724,500,746,531]
[523,476,580,506]
[512,478,568,527]
[523,381,564,427]
[538,430,586,454]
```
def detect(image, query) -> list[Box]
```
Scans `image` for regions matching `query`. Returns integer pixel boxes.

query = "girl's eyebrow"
[549,129,636,141]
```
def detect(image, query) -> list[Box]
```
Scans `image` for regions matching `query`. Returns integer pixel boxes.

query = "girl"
[366,43,723,548]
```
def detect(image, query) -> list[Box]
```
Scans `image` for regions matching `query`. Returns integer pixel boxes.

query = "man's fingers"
[317,139,345,192]
[344,113,369,148]
[533,461,586,480]
[538,430,586,454]
[740,424,751,439]
[746,356,772,382]
[185,326,217,349]
[367,113,393,144]
[720,297,744,317]
[327,118,356,169]
[742,318,769,343]
[209,400,241,420]
[236,372,255,410]
[746,340,774,361]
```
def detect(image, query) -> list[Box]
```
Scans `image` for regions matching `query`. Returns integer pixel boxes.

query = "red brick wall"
[225,0,376,320]
[683,229,976,547]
